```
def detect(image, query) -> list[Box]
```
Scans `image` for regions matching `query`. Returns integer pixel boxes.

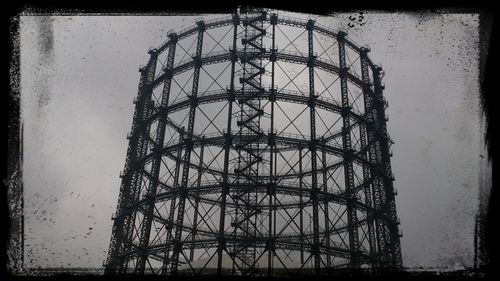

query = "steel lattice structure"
[104,11,402,276]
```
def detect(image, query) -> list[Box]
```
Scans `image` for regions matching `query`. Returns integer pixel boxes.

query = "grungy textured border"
[7,13,23,275]
[5,4,496,278]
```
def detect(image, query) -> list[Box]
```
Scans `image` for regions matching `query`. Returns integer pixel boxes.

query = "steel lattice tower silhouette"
[104,10,402,276]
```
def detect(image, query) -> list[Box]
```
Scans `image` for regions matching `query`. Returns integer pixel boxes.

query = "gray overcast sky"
[19,11,488,270]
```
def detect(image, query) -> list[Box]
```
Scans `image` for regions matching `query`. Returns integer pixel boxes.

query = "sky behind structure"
[19,11,486,270]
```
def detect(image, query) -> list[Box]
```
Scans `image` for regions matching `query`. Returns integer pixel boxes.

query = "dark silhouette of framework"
[104,10,402,276]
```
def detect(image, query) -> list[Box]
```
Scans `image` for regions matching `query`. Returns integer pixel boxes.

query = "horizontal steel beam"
[151,49,365,92]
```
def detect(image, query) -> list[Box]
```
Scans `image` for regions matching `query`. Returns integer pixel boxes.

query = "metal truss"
[104,10,402,276]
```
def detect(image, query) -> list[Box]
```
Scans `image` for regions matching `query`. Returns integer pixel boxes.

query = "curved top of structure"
[150,11,378,69]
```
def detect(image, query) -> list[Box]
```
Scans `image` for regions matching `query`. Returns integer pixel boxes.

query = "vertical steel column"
[363,62,387,267]
[190,139,205,261]
[306,19,320,273]
[171,21,205,274]
[105,49,158,275]
[371,66,390,267]
[120,99,155,273]
[135,33,177,274]
[373,66,402,268]
[217,13,239,275]
[161,131,184,274]
[267,13,278,277]
[274,142,278,251]
[365,115,385,265]
[337,31,360,268]
[299,147,304,264]
[321,149,331,268]
[359,48,377,265]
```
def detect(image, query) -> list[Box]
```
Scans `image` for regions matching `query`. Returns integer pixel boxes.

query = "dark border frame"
[4,1,497,280]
